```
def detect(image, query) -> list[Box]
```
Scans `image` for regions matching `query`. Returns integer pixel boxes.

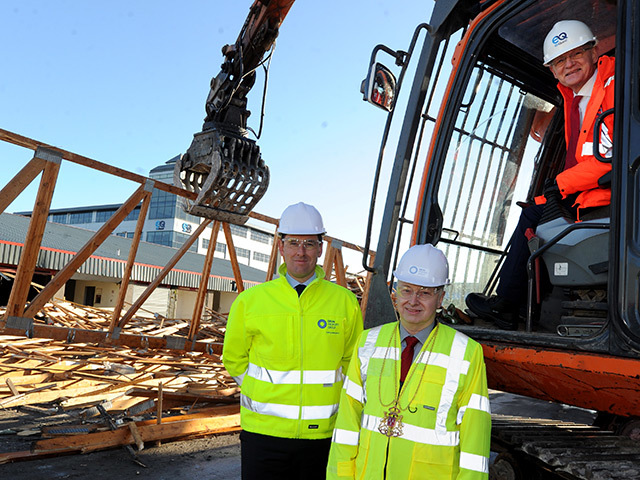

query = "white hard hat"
[394,244,450,287]
[277,202,326,235]
[543,20,597,66]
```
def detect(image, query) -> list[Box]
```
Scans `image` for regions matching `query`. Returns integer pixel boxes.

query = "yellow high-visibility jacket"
[222,264,363,440]
[327,321,491,479]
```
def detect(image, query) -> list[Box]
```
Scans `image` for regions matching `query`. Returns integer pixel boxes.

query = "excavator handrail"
[593,108,615,163]
[361,23,432,274]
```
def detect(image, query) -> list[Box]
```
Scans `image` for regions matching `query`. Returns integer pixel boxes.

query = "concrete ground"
[0,391,596,479]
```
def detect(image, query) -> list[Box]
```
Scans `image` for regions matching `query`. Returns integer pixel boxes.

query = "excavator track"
[490,415,640,480]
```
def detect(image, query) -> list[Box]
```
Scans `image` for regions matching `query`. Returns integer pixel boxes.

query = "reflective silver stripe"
[419,351,469,375]
[361,414,459,446]
[241,394,338,420]
[402,420,459,446]
[332,428,360,446]
[241,394,299,419]
[604,75,614,88]
[301,403,339,420]
[359,326,383,389]
[362,413,380,432]
[343,376,364,403]
[456,393,491,424]
[582,142,595,156]
[436,331,468,434]
[248,363,300,384]
[371,345,400,360]
[303,368,343,385]
[233,374,245,386]
[233,369,247,386]
[247,362,342,385]
[582,138,612,158]
[460,451,489,474]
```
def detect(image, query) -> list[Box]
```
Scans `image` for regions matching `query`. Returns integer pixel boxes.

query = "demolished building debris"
[0,300,240,464]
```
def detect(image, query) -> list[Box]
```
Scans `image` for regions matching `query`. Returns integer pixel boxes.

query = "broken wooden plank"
[31,406,241,455]
[5,378,19,396]
[128,422,144,451]
[127,388,238,405]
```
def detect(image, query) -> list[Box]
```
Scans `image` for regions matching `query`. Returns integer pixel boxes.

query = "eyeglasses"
[395,285,442,301]
[550,46,593,69]
[282,237,321,250]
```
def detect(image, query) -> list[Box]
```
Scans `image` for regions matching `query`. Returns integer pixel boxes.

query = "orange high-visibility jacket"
[555,55,615,212]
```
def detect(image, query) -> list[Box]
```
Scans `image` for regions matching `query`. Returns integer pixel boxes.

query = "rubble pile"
[0,300,240,464]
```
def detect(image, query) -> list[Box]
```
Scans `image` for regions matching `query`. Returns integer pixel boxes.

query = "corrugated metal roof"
[0,212,266,291]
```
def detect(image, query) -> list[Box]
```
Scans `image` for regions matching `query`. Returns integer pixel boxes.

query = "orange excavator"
[181,1,640,477]
[359,0,640,477]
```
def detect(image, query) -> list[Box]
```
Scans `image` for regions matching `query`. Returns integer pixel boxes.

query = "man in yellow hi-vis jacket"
[223,202,363,480]
[327,244,491,479]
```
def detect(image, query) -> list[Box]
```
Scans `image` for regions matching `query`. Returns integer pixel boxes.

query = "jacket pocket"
[247,314,296,363]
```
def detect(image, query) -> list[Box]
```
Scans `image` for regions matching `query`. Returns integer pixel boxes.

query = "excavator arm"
[175,0,295,225]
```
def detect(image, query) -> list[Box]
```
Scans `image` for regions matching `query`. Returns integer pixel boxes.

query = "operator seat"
[534,167,611,287]
[535,207,609,287]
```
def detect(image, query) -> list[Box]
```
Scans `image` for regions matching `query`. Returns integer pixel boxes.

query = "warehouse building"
[0,212,267,318]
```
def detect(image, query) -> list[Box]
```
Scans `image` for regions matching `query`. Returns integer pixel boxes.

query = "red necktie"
[400,336,419,383]
[565,95,583,170]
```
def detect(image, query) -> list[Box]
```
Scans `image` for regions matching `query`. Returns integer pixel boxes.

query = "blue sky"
[0,1,434,269]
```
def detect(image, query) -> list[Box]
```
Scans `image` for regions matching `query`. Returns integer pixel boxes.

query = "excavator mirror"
[362,62,397,112]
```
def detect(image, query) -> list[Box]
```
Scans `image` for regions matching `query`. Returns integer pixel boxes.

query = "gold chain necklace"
[377,322,439,438]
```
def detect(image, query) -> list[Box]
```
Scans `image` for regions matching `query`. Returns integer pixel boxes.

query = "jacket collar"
[277,263,326,288]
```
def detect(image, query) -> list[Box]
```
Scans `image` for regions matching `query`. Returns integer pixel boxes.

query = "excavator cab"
[364,0,640,423]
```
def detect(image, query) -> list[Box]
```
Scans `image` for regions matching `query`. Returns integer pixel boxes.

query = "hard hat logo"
[552,32,568,45]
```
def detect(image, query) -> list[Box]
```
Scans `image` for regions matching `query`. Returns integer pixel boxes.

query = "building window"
[148,185,200,223]
[250,229,272,244]
[49,213,68,224]
[175,200,201,223]
[236,247,250,259]
[146,231,172,247]
[253,251,270,263]
[174,232,198,253]
[69,211,93,224]
[125,208,140,222]
[96,209,117,223]
[116,232,127,237]
[202,238,209,250]
[147,230,198,253]
[216,243,227,255]
[148,188,177,219]
[229,224,248,238]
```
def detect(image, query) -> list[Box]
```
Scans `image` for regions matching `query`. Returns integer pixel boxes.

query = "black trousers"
[496,198,579,302]
[496,204,545,302]
[240,430,332,480]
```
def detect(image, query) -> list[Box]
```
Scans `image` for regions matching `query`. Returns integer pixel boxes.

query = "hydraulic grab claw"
[176,0,295,225]
[175,125,268,225]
